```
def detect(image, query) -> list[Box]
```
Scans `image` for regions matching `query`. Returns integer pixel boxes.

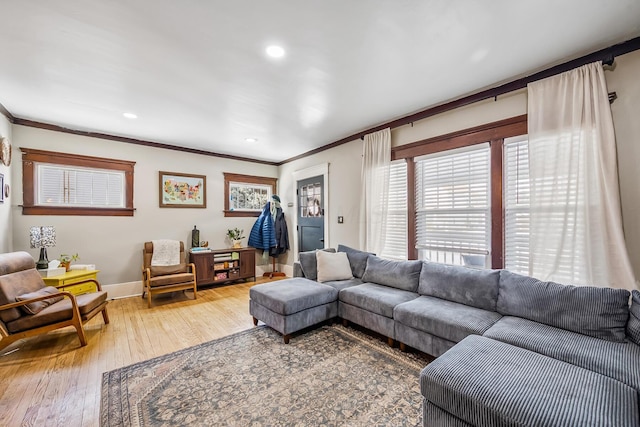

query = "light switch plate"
[337,216,344,224]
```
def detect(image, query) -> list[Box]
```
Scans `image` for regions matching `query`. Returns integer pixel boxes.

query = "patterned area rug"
[101,325,431,426]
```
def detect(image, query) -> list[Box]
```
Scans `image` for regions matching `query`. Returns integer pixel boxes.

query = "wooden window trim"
[223,172,277,217]
[393,115,527,267]
[21,148,136,216]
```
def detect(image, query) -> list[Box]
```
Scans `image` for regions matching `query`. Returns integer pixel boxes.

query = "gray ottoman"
[249,278,339,343]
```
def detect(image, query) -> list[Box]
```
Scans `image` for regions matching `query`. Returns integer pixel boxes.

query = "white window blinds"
[415,143,490,266]
[36,164,125,208]
[503,136,530,275]
[379,160,408,260]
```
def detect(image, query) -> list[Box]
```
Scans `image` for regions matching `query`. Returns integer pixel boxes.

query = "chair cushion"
[316,251,353,282]
[148,272,195,287]
[16,286,64,315]
[394,296,502,343]
[337,244,374,278]
[0,251,36,277]
[497,270,630,342]
[0,268,47,323]
[6,291,108,333]
[298,248,335,280]
[420,335,638,427]
[150,263,188,277]
[361,256,422,292]
[339,283,418,318]
[627,290,640,346]
[484,316,640,392]
[418,261,499,311]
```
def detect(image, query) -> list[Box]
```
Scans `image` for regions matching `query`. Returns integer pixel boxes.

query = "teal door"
[297,175,324,252]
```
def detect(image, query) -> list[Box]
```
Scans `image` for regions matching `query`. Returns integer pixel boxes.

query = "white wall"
[0,115,12,253]
[10,126,278,289]
[277,49,640,280]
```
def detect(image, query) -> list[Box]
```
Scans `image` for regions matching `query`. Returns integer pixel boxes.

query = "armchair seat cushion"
[16,286,64,315]
[150,263,188,276]
[148,272,195,287]
[6,291,108,333]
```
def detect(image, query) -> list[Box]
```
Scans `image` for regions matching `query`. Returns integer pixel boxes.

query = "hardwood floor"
[0,279,278,427]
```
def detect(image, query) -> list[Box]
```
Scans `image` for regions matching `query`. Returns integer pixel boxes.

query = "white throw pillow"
[316,250,353,282]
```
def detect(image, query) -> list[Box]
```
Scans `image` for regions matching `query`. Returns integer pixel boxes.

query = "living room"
[1,2,640,426]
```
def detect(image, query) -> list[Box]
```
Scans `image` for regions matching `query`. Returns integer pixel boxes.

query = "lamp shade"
[29,226,56,248]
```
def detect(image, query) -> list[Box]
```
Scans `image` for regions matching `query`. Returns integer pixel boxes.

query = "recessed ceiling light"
[123,112,137,119]
[265,45,285,58]
[245,138,258,143]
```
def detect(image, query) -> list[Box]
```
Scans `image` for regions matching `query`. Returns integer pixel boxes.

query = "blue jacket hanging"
[248,201,276,250]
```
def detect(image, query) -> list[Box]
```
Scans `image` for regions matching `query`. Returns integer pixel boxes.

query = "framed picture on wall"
[159,171,207,208]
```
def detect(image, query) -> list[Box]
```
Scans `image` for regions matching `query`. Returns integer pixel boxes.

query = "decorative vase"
[233,240,242,249]
[61,261,71,272]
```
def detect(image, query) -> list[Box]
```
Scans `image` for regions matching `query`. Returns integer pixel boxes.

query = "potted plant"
[226,228,245,248]
[59,253,79,272]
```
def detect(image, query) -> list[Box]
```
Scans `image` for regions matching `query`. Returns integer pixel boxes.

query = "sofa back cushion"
[337,244,374,278]
[361,256,422,292]
[419,262,500,311]
[298,248,336,280]
[627,290,640,346]
[497,270,630,342]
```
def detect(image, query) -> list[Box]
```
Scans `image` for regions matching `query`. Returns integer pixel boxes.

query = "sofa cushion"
[316,251,353,282]
[339,283,418,318]
[249,278,338,315]
[298,248,335,280]
[361,256,422,292]
[627,290,640,346]
[16,286,64,315]
[6,291,108,333]
[418,262,499,311]
[321,278,363,292]
[0,268,47,323]
[497,270,630,342]
[394,296,502,343]
[420,335,638,427]
[337,244,374,279]
[484,316,640,392]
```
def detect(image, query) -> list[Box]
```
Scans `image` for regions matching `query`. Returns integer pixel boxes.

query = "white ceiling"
[1,1,639,163]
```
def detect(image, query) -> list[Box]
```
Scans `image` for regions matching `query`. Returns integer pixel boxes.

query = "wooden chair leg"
[193,283,197,300]
[73,320,88,347]
[101,307,110,325]
[283,334,291,344]
[252,317,258,326]
[147,287,153,308]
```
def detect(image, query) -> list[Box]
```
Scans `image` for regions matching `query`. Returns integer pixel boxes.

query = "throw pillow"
[316,251,353,283]
[298,248,336,280]
[627,290,640,345]
[16,286,64,315]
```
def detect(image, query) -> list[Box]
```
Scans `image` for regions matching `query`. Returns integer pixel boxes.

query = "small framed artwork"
[0,173,4,203]
[159,171,207,208]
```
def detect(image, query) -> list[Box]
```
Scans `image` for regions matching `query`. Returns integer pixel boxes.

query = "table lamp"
[29,226,56,270]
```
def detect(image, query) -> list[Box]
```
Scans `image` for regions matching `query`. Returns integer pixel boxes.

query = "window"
[223,173,277,217]
[503,136,530,275]
[415,144,491,267]
[379,160,408,260]
[21,148,135,216]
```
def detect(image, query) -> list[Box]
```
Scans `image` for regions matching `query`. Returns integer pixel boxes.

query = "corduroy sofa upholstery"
[293,245,640,426]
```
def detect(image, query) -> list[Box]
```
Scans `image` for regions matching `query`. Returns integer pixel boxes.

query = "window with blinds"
[21,148,135,216]
[415,143,490,267]
[503,136,530,275]
[379,160,408,260]
[36,164,125,208]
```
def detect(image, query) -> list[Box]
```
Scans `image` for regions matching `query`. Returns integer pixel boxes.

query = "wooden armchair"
[142,241,197,308]
[0,251,109,351]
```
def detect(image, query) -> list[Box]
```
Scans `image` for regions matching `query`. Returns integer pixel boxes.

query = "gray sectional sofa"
[289,245,640,426]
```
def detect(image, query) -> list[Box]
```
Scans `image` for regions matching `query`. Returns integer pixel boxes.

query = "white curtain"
[359,128,391,254]
[527,62,636,290]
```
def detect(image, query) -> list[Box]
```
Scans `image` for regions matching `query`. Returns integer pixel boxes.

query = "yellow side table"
[42,270,100,295]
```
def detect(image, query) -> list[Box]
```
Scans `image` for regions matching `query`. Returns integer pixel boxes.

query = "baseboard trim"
[103,281,143,299]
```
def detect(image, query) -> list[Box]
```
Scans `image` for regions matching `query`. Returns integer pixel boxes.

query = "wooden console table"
[42,270,100,295]
[189,247,255,287]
